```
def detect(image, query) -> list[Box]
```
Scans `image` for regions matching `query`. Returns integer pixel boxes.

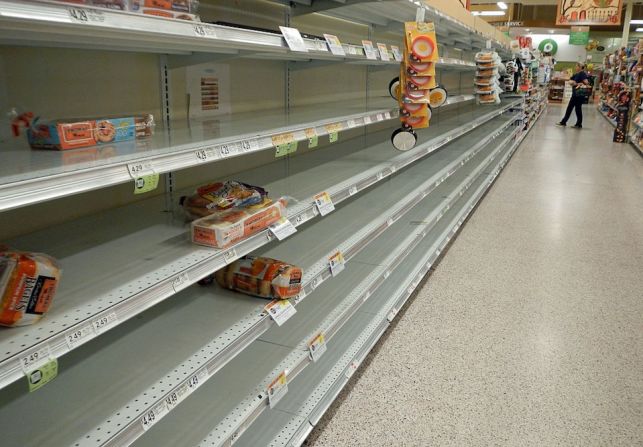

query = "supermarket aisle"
[308,105,643,446]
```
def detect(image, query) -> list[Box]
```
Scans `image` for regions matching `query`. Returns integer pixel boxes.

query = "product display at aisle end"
[0,1,544,446]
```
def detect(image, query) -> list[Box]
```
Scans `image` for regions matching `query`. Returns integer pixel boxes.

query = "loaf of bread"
[0,251,61,327]
[180,180,269,220]
[212,256,302,300]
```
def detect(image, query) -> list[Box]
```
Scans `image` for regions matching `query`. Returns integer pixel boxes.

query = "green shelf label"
[134,174,160,195]
[275,141,298,157]
[27,358,58,392]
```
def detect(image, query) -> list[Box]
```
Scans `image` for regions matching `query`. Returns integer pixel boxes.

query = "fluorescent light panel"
[472,11,505,16]
[636,27,643,32]
[497,2,508,10]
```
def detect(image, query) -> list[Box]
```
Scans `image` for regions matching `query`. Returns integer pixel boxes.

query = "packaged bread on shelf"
[0,251,61,328]
[203,256,302,300]
[191,198,287,249]
[180,180,269,220]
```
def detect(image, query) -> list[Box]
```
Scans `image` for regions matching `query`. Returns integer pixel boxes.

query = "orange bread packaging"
[191,198,287,249]
[0,251,61,327]
[214,256,302,300]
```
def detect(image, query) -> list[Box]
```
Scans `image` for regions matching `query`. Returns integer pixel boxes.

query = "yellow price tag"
[134,173,159,195]
[271,132,295,147]
[324,123,344,133]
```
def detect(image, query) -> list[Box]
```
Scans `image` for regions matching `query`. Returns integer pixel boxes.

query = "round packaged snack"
[428,87,448,108]
[410,35,435,61]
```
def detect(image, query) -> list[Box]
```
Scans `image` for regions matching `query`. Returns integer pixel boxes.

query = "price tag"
[391,45,403,62]
[348,185,358,196]
[346,119,357,129]
[279,26,308,52]
[239,139,259,152]
[272,132,295,147]
[387,307,399,322]
[328,250,345,276]
[134,173,159,195]
[267,371,288,408]
[193,23,216,38]
[127,161,154,179]
[313,192,335,216]
[275,141,298,157]
[141,401,169,431]
[363,115,372,125]
[324,122,344,134]
[265,300,297,326]
[323,34,346,56]
[65,324,94,349]
[187,368,209,392]
[195,147,215,162]
[362,40,379,60]
[345,360,359,378]
[20,345,52,373]
[377,43,390,61]
[329,132,338,143]
[269,218,297,241]
[172,272,190,293]
[217,142,239,158]
[384,112,392,120]
[376,113,384,121]
[377,172,384,181]
[27,358,58,393]
[308,332,327,362]
[92,312,119,334]
[68,7,104,23]
[223,249,237,264]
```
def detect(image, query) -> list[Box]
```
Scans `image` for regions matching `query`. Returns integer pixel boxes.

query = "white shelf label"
[362,40,378,60]
[363,115,372,125]
[172,272,191,293]
[329,250,345,277]
[218,142,239,158]
[308,332,327,363]
[239,139,259,152]
[187,368,209,392]
[384,112,392,120]
[376,113,384,121]
[65,324,94,350]
[265,300,297,326]
[195,148,216,162]
[269,218,297,241]
[377,43,390,61]
[280,26,308,52]
[323,34,346,56]
[345,360,359,378]
[141,401,169,431]
[92,312,118,334]
[193,23,216,38]
[348,185,358,196]
[67,7,104,24]
[346,119,357,129]
[20,345,52,373]
[223,248,237,264]
[391,45,403,62]
[267,371,288,408]
[314,192,335,216]
[127,161,154,179]
[387,307,399,322]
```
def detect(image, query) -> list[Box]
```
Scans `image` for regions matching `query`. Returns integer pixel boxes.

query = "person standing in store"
[557,63,590,129]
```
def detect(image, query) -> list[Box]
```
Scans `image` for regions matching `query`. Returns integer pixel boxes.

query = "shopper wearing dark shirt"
[557,63,590,129]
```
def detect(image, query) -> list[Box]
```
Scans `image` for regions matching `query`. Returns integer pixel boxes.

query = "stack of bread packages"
[475,51,503,105]
[390,20,446,151]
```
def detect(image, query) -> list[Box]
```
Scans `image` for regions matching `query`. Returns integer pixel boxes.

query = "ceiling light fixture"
[636,27,643,32]
[497,2,508,10]
[630,19,643,24]
[473,11,505,16]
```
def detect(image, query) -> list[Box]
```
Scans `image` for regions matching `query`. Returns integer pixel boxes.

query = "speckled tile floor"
[307,104,643,447]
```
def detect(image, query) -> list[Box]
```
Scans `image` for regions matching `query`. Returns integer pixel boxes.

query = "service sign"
[556,0,623,26]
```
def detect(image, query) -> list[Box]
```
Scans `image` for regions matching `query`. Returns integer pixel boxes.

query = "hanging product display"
[0,250,61,328]
[199,256,303,300]
[387,21,447,151]
[475,51,502,105]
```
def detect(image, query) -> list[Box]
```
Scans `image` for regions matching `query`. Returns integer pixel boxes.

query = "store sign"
[489,21,524,27]
[556,0,623,26]
[569,26,590,45]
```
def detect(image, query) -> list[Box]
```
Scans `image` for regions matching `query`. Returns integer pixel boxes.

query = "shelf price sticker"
[377,43,390,61]
[21,345,52,373]
[275,141,298,158]
[387,307,399,322]
[391,45,403,62]
[269,218,297,241]
[308,332,327,363]
[27,358,58,393]
[348,185,358,196]
[218,142,240,158]
[92,312,119,334]
[134,173,159,195]
[65,324,94,349]
[324,122,344,134]
[363,115,372,125]
[313,191,335,216]
[328,250,345,277]
[329,132,338,143]
[305,128,318,148]
[345,360,359,378]
[264,300,297,327]
[195,147,216,162]
[279,26,308,52]
[267,371,288,408]
[68,7,105,24]
[323,34,346,56]
[272,132,295,147]
[141,401,170,431]
[172,272,191,293]
[239,139,259,153]
[362,40,379,60]
[346,119,357,129]
[127,161,154,179]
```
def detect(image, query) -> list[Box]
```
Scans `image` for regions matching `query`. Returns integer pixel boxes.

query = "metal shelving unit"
[0,100,521,394]
[0,112,523,447]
